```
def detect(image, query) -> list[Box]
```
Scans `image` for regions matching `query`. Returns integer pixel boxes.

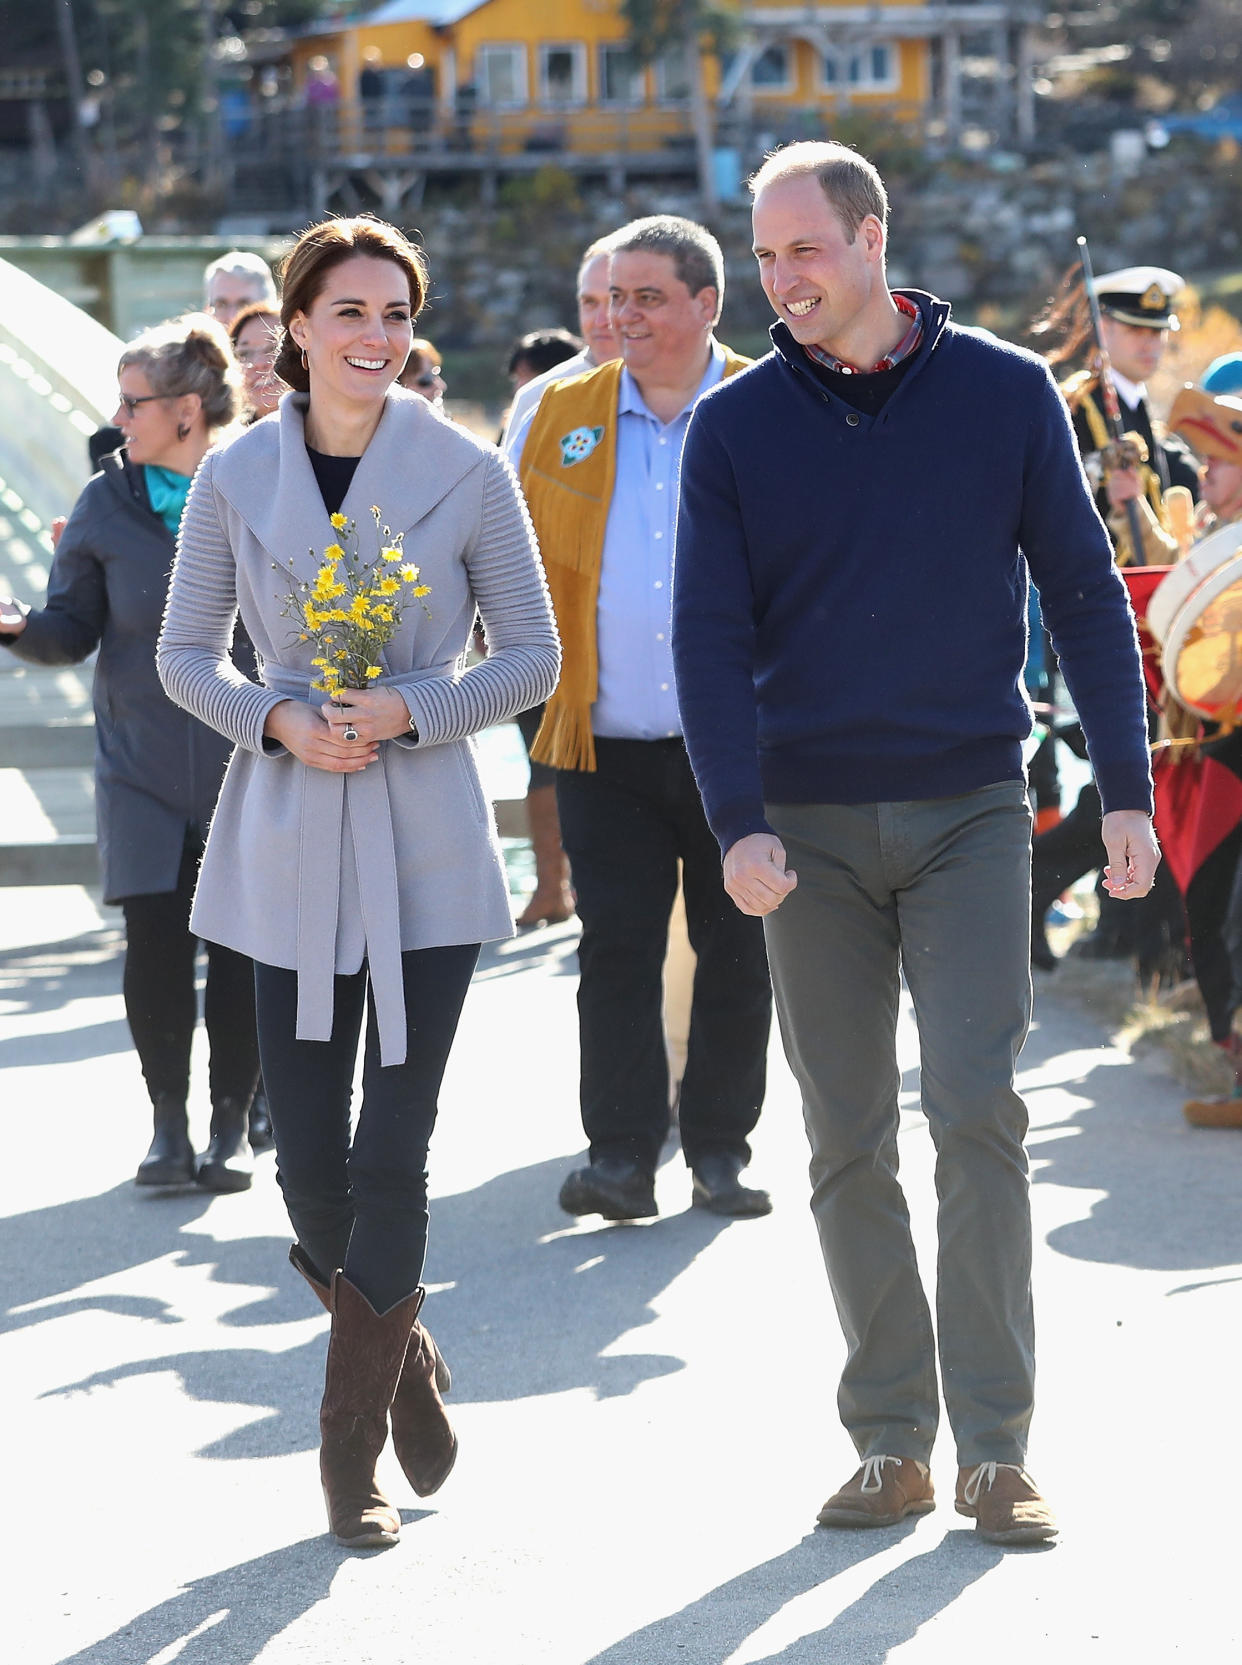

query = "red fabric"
[804,295,922,375]
[1120,565,1173,705]
[1153,751,1242,894]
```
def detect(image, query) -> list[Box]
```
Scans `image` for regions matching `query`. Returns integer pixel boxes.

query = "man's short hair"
[577,234,617,289]
[609,215,724,323]
[203,250,278,305]
[749,142,889,242]
[507,328,582,379]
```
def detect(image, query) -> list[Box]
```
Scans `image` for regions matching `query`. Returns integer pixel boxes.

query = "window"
[751,43,793,92]
[655,43,691,101]
[599,41,644,105]
[538,42,587,107]
[475,43,526,107]
[818,42,896,93]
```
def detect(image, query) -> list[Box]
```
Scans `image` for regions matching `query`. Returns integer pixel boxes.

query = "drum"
[1145,522,1242,719]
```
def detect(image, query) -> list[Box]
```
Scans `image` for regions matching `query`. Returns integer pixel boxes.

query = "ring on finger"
[342,724,359,742]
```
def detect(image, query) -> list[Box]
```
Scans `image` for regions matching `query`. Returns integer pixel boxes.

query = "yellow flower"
[323,543,345,562]
[378,575,401,596]
[400,563,420,584]
[329,513,347,530]
[365,665,383,679]
[381,546,403,563]
[413,585,431,598]
[310,656,327,668]
[348,595,370,623]
[303,604,322,629]
[336,649,348,660]
[372,603,394,623]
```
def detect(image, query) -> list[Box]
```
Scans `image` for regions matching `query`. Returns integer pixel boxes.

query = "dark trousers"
[254,943,478,1314]
[120,836,259,1108]
[555,737,771,1175]
[1031,780,1185,978]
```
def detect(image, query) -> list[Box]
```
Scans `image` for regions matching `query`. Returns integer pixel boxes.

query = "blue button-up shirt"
[508,341,726,741]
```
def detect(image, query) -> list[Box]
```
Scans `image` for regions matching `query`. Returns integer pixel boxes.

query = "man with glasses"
[203,251,278,329]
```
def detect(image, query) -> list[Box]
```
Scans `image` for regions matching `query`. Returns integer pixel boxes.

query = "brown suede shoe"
[955,1462,1059,1545]
[817,1456,935,1528]
[1183,1094,1242,1128]
[290,1245,457,1498]
[319,1273,421,1549]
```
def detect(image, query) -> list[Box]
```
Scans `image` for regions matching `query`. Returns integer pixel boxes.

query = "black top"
[802,347,921,416]
[306,445,362,516]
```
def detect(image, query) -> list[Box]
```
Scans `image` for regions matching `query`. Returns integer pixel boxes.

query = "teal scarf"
[144,465,192,536]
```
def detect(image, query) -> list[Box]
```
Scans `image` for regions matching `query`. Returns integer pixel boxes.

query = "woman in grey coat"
[157,217,559,1550]
[0,314,261,1194]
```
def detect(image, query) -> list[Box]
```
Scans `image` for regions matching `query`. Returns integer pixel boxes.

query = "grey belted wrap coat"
[157,388,560,1065]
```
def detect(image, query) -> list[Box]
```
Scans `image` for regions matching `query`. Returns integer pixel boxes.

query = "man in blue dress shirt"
[509,216,772,1222]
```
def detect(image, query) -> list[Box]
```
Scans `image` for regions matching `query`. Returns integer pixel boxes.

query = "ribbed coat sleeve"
[396,449,560,746]
[157,452,287,754]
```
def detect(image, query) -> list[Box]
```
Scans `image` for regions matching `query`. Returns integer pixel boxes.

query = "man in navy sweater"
[672,141,1160,1546]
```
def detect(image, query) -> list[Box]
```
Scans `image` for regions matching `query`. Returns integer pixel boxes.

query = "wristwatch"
[407,712,420,742]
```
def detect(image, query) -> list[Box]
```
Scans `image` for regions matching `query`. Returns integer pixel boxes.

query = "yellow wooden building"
[285,0,1038,154]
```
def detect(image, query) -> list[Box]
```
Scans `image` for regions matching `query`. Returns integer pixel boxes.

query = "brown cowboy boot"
[319,1272,421,1548]
[291,1246,457,1499]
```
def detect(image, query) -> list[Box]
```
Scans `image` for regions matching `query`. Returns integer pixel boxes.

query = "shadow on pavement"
[585,1526,1004,1665]
[53,1533,430,1665]
[0,926,131,1065]
[1023,995,1242,1271]
[9,1151,734,1456]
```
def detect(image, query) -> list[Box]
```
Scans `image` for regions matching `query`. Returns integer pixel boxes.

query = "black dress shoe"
[197,1097,255,1193]
[135,1093,196,1188]
[247,1083,275,1153]
[690,1153,772,1218]
[558,1157,657,1221]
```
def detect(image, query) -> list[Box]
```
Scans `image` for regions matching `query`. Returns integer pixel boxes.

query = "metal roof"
[353,0,488,25]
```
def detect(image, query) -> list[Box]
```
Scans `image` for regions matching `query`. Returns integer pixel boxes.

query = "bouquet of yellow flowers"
[277,506,431,696]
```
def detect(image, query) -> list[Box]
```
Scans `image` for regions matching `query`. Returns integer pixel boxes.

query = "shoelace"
[860,1455,901,1495]
[962,1460,1028,1506]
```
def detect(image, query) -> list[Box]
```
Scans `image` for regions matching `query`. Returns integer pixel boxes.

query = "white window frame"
[474,42,528,109]
[749,42,795,95]
[538,41,588,108]
[816,41,898,94]
[598,40,645,107]
[655,43,692,103]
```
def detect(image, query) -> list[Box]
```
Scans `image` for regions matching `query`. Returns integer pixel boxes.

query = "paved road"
[3,886,1240,1664]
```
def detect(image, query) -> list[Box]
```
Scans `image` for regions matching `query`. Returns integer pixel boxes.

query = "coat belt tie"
[261,661,455,1067]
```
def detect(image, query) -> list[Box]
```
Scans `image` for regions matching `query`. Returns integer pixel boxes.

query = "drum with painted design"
[1146,522,1242,719]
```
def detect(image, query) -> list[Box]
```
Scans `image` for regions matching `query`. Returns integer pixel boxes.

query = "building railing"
[229,97,707,166]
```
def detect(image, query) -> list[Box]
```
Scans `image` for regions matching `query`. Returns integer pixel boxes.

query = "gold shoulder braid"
[1064,380,1169,566]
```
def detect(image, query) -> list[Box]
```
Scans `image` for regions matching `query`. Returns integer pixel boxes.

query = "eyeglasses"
[117,392,176,416]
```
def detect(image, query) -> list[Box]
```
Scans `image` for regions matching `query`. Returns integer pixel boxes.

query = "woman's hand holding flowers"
[321,686,411,746]
[264,699,378,772]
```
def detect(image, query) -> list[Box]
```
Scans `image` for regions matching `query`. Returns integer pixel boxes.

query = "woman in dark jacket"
[0,314,261,1192]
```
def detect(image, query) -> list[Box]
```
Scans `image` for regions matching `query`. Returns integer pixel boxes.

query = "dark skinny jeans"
[254,943,479,1314]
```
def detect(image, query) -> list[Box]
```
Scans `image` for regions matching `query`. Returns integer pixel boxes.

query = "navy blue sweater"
[672,292,1154,855]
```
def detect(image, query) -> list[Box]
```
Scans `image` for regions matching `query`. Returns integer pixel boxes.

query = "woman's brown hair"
[272,216,430,393]
[228,300,281,348]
